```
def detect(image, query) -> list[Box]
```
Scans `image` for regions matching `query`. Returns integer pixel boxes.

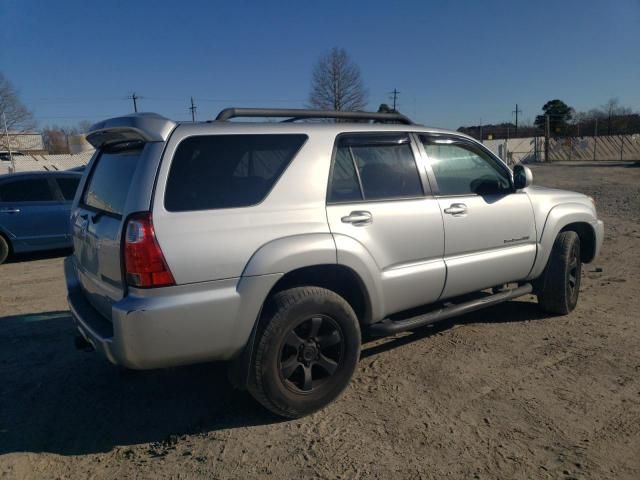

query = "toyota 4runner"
[66,108,604,418]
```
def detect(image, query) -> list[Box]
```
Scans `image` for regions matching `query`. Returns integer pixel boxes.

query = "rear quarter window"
[164,134,307,212]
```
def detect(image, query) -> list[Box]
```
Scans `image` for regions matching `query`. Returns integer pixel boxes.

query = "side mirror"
[513,165,533,190]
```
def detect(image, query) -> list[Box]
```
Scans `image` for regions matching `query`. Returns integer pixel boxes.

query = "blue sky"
[1,0,639,129]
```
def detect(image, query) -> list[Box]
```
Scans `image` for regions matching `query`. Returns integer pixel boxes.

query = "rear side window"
[164,134,307,212]
[0,178,55,202]
[83,149,142,215]
[329,136,423,202]
[56,177,80,201]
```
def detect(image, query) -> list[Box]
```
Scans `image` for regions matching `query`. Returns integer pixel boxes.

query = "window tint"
[56,177,80,201]
[0,178,55,202]
[83,149,141,215]
[165,134,307,212]
[420,137,511,196]
[329,137,422,202]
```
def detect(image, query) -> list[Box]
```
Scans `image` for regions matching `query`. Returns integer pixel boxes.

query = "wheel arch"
[528,203,598,280]
[560,222,597,263]
[265,264,372,325]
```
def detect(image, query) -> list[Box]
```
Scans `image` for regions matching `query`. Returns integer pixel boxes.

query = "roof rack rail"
[214,108,413,125]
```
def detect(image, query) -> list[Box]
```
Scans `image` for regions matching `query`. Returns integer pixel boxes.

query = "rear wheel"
[0,235,10,265]
[248,287,361,418]
[537,231,582,315]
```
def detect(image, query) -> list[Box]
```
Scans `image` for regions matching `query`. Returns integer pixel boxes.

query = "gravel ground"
[1,163,639,479]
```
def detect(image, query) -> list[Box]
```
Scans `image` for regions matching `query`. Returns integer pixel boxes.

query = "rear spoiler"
[86,113,177,149]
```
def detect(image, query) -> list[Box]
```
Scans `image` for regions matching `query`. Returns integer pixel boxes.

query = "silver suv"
[66,108,604,418]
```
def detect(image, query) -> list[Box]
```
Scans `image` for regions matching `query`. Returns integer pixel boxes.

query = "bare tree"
[42,125,70,154]
[0,72,35,133]
[64,120,94,136]
[308,47,368,112]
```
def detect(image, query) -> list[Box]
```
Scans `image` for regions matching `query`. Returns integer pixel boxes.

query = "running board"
[367,283,533,337]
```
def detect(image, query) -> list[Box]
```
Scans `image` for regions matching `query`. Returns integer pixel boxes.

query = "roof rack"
[214,108,414,125]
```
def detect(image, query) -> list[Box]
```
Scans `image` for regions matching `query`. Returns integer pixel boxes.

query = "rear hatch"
[70,114,176,319]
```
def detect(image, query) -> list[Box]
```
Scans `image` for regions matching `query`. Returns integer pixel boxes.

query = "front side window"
[329,135,423,202]
[420,136,511,196]
[0,178,55,202]
[165,134,307,212]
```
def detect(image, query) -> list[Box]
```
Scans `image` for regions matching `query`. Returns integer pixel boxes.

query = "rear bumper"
[64,257,280,369]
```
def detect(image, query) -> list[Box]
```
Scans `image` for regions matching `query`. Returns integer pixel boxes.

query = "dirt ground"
[1,163,639,479]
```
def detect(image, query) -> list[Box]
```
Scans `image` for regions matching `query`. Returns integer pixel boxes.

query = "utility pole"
[544,114,550,162]
[128,92,140,113]
[389,89,400,112]
[2,112,15,173]
[512,103,522,137]
[189,97,197,122]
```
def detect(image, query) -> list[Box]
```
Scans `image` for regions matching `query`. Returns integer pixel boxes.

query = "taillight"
[124,212,175,288]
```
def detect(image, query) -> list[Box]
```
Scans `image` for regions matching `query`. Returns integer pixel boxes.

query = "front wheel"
[536,231,582,315]
[247,287,361,418]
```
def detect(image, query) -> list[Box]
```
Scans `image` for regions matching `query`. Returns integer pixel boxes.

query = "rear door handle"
[0,208,20,214]
[443,203,467,216]
[341,210,373,225]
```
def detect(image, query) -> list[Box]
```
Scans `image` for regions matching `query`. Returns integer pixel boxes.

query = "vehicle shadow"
[0,300,549,456]
[0,311,281,456]
[361,299,548,359]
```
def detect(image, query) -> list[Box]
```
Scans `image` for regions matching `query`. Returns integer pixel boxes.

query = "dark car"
[0,171,82,264]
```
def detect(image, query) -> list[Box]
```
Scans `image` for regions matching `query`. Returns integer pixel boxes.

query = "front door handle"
[341,210,373,225]
[0,208,20,214]
[443,203,467,216]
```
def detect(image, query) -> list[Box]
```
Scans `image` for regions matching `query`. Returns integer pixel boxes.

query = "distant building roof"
[0,151,94,175]
[0,132,45,153]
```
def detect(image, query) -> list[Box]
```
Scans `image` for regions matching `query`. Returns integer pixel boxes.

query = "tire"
[247,286,361,418]
[536,231,582,315]
[0,235,9,265]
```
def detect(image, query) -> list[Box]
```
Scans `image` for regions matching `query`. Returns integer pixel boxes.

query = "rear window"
[83,149,142,215]
[164,134,307,212]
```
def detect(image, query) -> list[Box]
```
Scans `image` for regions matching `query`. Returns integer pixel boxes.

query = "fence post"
[620,134,624,161]
[569,137,573,161]
[593,118,598,161]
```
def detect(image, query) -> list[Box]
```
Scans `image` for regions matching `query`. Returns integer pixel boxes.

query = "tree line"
[458,98,640,140]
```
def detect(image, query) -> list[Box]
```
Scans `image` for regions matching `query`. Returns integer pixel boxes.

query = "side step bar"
[367,283,533,337]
